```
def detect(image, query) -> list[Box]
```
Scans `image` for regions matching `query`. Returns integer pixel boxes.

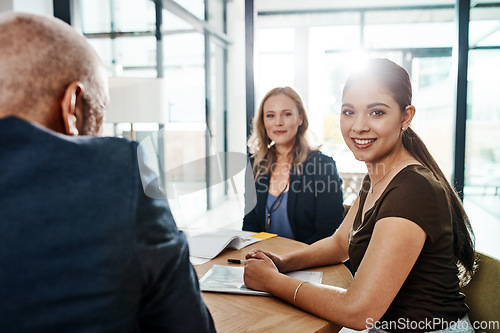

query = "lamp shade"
[106,77,168,124]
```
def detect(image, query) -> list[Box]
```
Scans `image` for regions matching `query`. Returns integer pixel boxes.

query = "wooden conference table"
[194,236,353,333]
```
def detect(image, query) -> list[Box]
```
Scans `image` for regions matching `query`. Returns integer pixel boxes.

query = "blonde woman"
[243,86,345,245]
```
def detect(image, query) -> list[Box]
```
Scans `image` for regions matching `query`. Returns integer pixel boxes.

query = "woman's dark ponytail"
[403,127,476,284]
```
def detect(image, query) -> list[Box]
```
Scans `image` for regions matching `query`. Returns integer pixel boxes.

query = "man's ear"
[61,81,84,136]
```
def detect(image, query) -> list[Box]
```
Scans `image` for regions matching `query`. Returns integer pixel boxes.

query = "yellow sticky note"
[250,232,277,240]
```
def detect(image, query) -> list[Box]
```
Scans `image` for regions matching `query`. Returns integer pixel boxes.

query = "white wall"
[226,0,247,156]
[14,0,52,15]
[225,0,250,204]
[0,0,54,16]
[0,0,53,15]
[0,0,14,12]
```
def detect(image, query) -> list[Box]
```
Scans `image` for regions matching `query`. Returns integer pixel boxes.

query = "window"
[78,0,230,225]
[255,3,500,258]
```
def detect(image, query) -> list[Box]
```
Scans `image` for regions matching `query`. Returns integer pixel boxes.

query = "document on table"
[199,265,323,296]
[186,229,272,260]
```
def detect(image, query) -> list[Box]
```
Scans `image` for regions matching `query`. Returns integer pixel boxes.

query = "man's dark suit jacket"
[0,117,215,332]
[243,151,344,244]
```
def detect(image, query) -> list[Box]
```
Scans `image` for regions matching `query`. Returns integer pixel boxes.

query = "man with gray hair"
[0,12,215,332]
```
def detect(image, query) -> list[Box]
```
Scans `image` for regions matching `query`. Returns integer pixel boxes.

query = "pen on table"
[227,259,246,264]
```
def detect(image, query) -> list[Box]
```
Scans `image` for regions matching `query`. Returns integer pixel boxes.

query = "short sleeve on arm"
[375,167,448,245]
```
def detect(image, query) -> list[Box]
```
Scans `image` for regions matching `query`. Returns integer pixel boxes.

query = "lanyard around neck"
[265,181,289,230]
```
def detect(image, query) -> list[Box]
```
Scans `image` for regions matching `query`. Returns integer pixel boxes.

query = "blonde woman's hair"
[247,86,318,179]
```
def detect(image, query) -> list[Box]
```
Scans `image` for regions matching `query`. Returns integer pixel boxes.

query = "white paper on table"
[186,229,262,259]
[199,265,323,296]
[190,256,211,266]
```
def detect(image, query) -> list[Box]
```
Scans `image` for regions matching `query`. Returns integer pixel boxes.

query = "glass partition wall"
[464,5,500,256]
[254,2,500,258]
[77,0,230,226]
[256,5,457,198]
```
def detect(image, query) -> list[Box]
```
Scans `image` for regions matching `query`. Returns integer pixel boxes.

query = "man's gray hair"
[0,12,109,135]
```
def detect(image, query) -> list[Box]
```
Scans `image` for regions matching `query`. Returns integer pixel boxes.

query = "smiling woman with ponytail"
[242,59,476,333]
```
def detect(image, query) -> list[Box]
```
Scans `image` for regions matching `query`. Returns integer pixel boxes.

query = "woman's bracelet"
[293,281,308,306]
